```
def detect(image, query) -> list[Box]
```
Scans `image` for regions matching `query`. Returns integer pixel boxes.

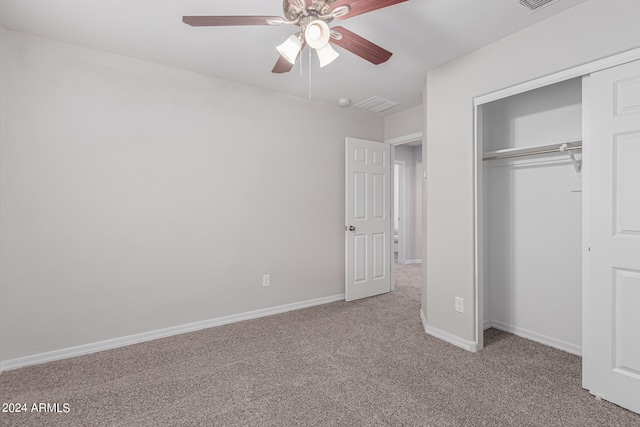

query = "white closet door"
[587,59,640,413]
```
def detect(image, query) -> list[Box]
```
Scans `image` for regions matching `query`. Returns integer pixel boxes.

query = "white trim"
[483,319,492,330]
[390,146,396,292]
[581,74,592,389]
[385,132,423,145]
[420,309,478,352]
[0,294,345,372]
[474,98,484,352]
[489,320,582,356]
[474,46,640,106]
[400,259,422,264]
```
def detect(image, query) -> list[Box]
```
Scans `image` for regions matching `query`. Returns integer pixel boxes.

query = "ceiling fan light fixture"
[183,0,402,74]
[276,34,303,64]
[316,43,340,67]
[307,25,322,41]
[305,20,331,49]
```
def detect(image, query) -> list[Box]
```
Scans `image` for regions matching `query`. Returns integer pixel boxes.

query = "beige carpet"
[393,260,422,301]
[1,265,638,426]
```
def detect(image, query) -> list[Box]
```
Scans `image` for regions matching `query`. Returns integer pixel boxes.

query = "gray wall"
[385,105,423,141]
[0,32,384,362]
[424,0,640,343]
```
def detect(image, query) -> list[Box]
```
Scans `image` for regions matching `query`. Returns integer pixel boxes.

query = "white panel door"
[345,138,391,301]
[587,59,640,413]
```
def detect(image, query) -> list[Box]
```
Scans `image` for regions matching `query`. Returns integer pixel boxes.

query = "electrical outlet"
[262,274,271,287]
[455,297,464,313]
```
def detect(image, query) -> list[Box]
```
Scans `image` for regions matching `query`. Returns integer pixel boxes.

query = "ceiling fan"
[183,0,408,73]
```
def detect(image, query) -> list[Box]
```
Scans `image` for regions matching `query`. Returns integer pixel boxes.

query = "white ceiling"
[0,0,589,115]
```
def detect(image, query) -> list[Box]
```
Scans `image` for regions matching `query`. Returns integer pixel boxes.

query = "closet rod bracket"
[560,143,581,173]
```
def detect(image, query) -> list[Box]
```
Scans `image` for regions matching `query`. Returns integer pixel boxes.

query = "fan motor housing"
[283,0,335,22]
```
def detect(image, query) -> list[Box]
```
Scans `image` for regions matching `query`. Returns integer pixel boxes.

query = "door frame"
[386,132,423,290]
[472,47,640,379]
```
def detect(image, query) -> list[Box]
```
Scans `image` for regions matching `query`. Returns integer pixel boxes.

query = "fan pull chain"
[308,47,312,100]
[299,48,303,78]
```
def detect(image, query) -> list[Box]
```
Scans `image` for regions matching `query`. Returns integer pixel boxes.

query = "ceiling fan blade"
[330,0,408,20]
[272,55,295,74]
[330,26,392,65]
[183,16,285,26]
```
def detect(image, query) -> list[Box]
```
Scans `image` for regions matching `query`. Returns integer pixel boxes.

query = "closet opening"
[473,51,640,413]
[477,77,583,355]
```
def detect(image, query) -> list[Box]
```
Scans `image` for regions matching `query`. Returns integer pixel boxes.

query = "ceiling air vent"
[354,96,399,113]
[514,0,561,13]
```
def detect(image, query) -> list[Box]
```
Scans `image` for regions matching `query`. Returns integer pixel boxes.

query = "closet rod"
[483,143,582,161]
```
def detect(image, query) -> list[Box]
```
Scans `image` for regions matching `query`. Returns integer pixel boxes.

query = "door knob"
[347,226,356,232]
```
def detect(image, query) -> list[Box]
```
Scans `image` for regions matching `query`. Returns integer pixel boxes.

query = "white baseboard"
[420,309,478,352]
[487,319,582,356]
[0,294,345,372]
[400,259,422,264]
[483,319,492,330]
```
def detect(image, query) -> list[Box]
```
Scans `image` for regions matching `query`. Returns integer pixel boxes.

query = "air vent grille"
[515,0,560,13]
[354,96,399,113]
